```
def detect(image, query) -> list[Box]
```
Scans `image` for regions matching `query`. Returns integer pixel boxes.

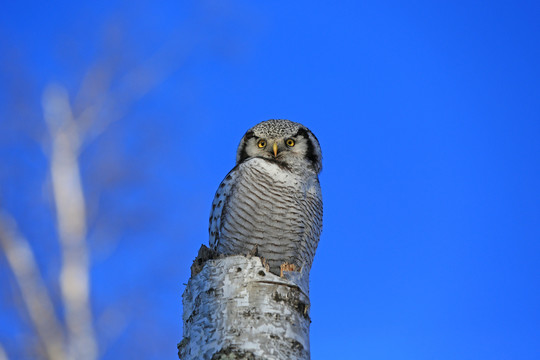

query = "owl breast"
[209,157,322,275]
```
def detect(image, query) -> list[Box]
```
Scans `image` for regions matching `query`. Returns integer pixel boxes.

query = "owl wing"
[299,176,323,271]
[208,166,238,250]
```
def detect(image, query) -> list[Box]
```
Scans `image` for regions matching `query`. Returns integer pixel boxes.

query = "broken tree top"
[179,249,312,360]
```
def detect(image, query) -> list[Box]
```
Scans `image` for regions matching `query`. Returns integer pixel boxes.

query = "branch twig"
[0,341,9,360]
[42,84,97,360]
[0,211,66,360]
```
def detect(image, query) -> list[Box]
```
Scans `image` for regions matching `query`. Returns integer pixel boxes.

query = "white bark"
[179,255,312,360]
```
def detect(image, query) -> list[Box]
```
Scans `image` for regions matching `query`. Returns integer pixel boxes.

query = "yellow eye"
[257,139,267,148]
[286,139,295,147]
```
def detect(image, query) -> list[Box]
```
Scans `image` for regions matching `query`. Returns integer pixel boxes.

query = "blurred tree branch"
[0,2,255,358]
[42,84,96,360]
[0,22,189,360]
[0,211,66,360]
[0,343,8,360]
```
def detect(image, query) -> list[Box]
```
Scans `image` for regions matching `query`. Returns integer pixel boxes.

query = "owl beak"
[273,142,278,157]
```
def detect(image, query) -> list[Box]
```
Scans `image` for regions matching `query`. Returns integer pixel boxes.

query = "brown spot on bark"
[190,245,219,276]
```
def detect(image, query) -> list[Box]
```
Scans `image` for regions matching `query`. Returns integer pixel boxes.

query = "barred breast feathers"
[209,157,322,273]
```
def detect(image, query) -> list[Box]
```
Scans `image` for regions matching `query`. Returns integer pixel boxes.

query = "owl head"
[236,119,322,174]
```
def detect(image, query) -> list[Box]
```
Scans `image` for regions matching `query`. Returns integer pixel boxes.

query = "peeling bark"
[179,249,312,360]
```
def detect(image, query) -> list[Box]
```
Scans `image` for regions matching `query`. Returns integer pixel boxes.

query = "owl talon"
[260,257,270,272]
[280,262,297,277]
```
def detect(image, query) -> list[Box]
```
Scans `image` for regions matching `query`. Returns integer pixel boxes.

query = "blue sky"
[1,1,540,359]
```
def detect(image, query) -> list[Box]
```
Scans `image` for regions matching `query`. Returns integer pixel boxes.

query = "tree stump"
[178,249,311,360]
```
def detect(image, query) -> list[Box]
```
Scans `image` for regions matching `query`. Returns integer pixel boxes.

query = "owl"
[209,119,323,276]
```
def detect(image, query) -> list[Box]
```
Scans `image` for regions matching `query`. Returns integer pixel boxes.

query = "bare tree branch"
[1,7,235,358]
[0,211,66,360]
[0,342,8,360]
[42,84,97,360]
[75,34,193,149]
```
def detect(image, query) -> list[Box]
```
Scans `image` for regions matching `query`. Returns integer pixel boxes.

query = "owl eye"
[286,139,295,147]
[257,139,267,148]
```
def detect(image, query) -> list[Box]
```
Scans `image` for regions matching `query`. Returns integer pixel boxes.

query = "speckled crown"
[249,119,303,138]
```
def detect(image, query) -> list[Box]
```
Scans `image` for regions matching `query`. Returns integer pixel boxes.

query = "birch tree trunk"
[178,246,312,360]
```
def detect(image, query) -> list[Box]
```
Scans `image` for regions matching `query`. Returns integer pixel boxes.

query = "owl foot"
[280,262,297,277]
[260,257,270,272]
